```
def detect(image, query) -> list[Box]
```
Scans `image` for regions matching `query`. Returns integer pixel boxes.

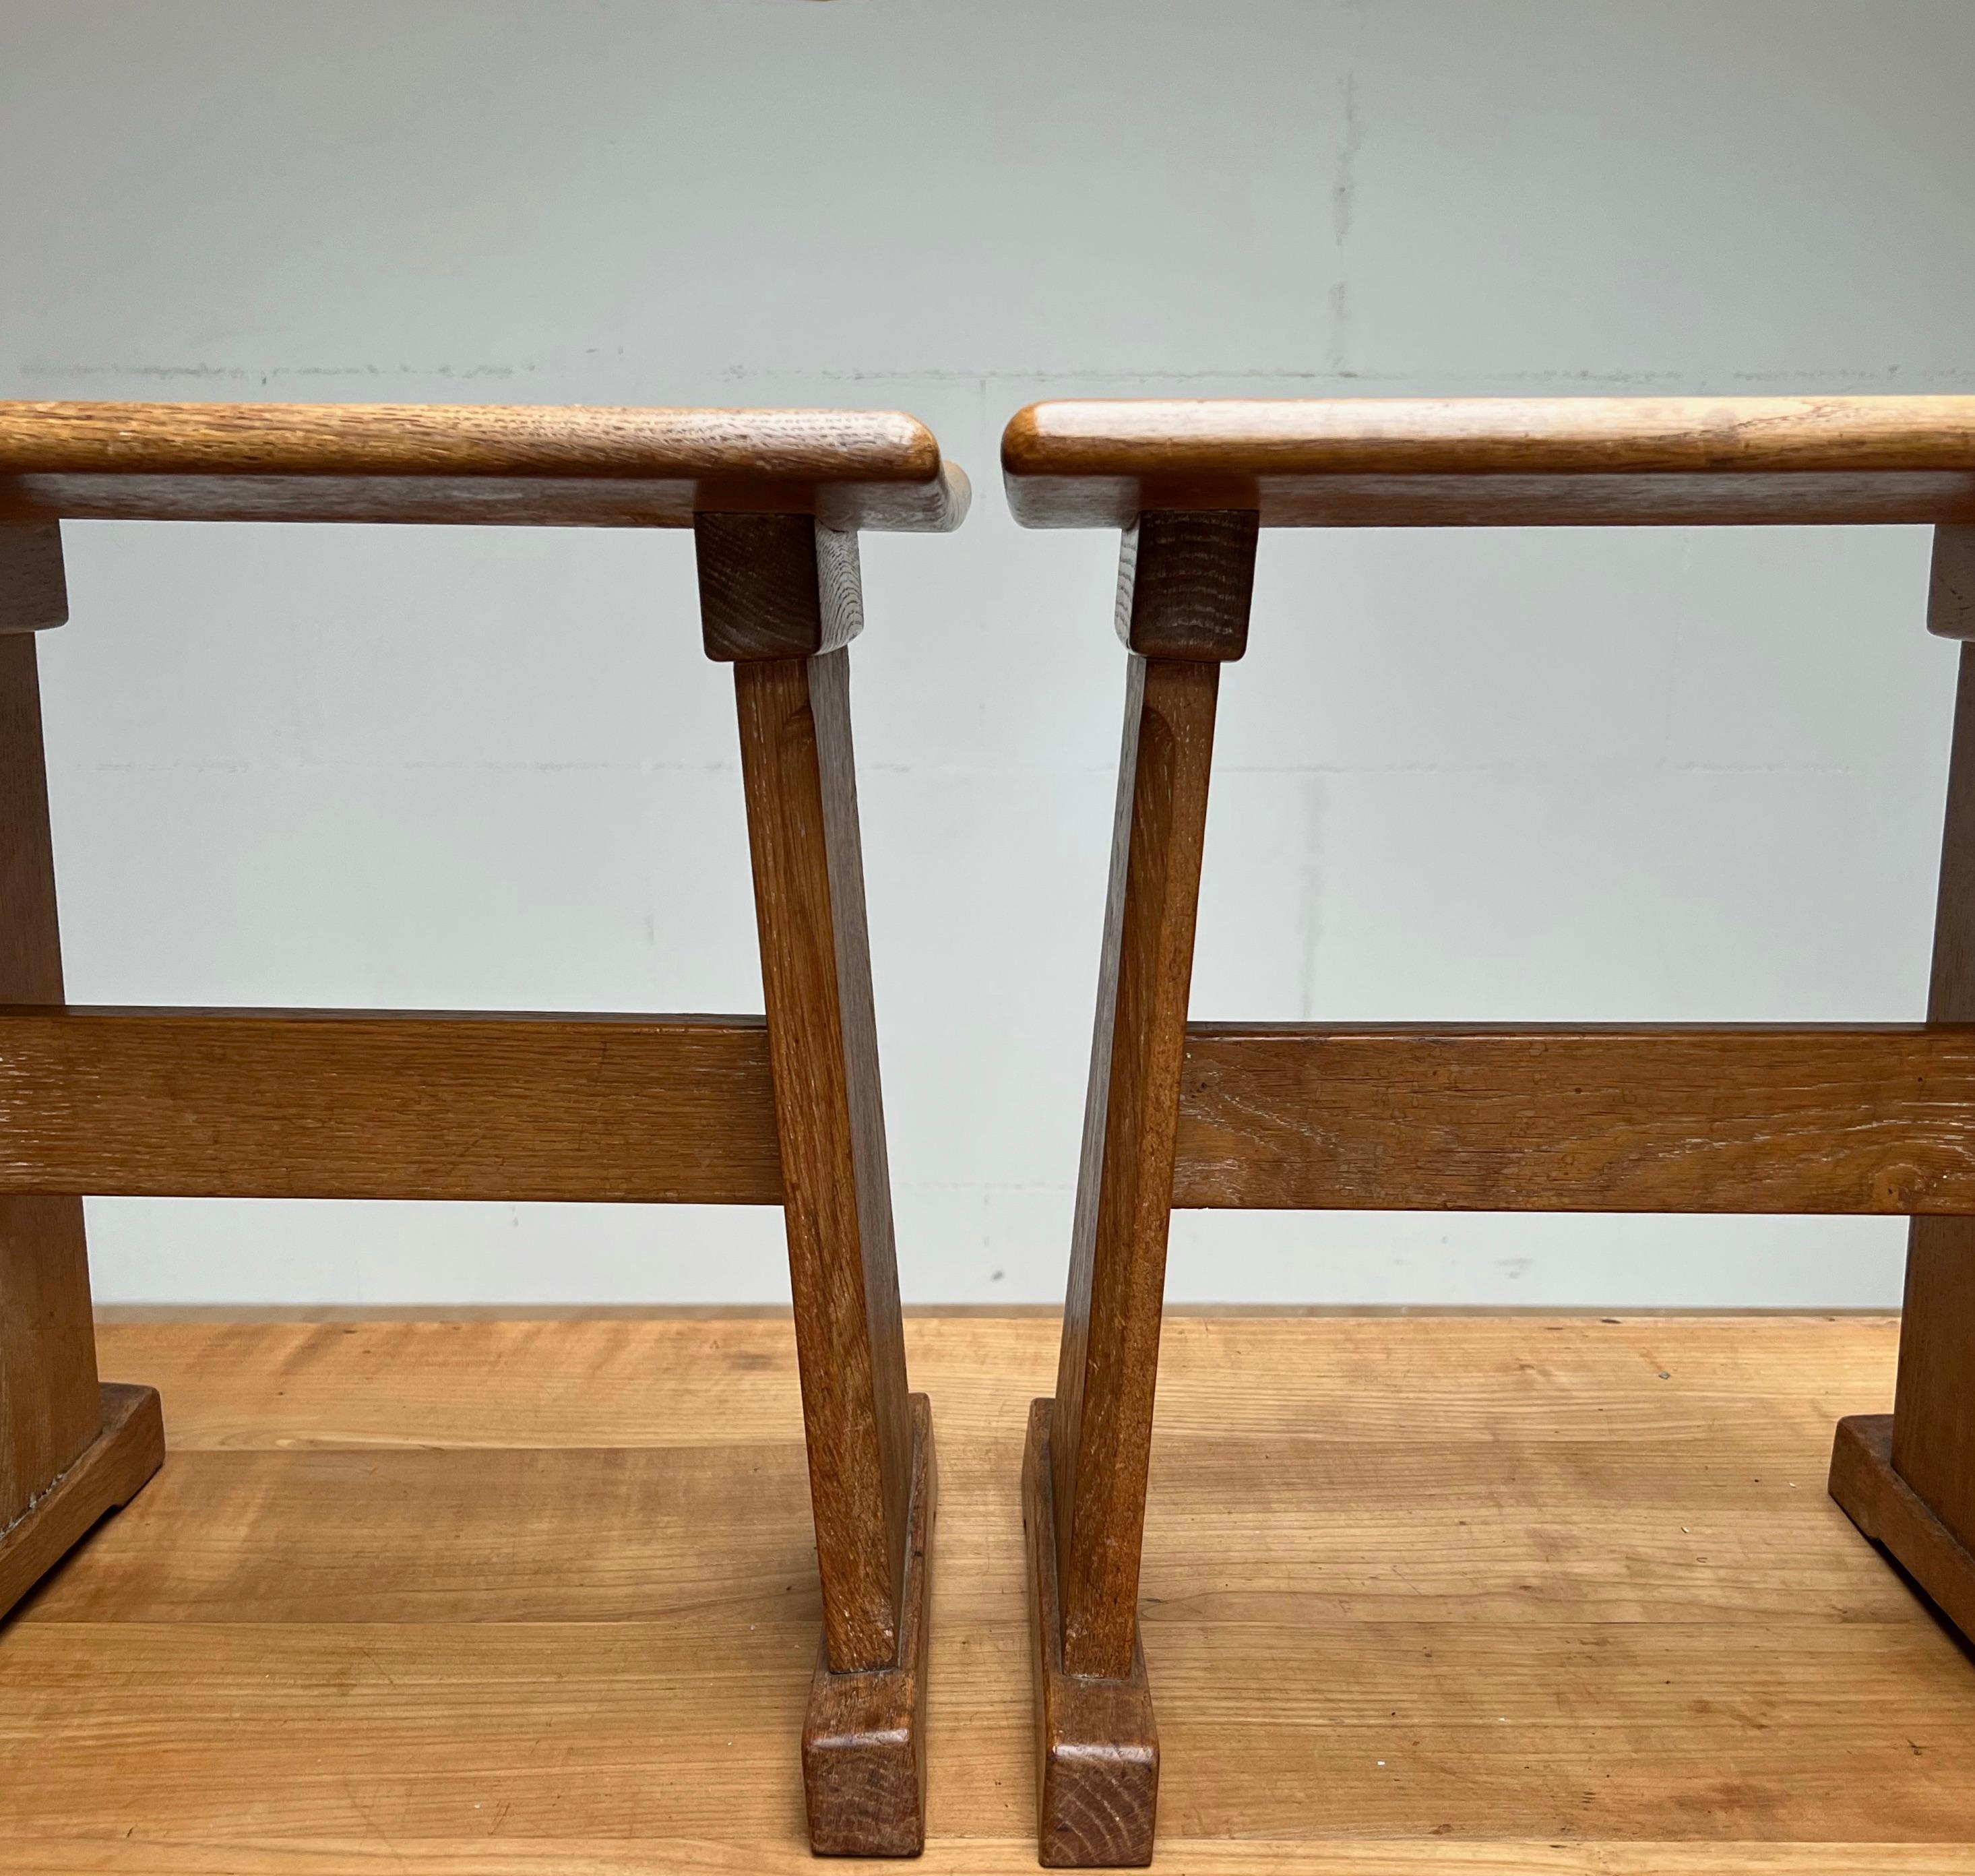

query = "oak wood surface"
[802,1394,936,1857]
[1174,1022,1975,1214]
[1113,511,1259,662]
[0,524,64,633]
[1023,1398,1157,1868]
[0,1009,782,1203]
[0,402,969,531]
[696,515,864,661]
[2,1311,1968,1873]
[0,1383,160,1622]
[1829,1414,1975,1648]
[734,648,913,1675]
[0,633,100,1527]
[1892,641,1975,1553]
[1003,396,1975,528]
[1053,654,1223,1683]
[0,1850,1956,1876]
[1926,526,1975,639]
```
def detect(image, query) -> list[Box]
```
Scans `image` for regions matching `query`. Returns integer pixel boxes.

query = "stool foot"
[802,1392,936,1856]
[1830,1412,1975,1642]
[1023,1398,1157,1869]
[0,1382,163,1621]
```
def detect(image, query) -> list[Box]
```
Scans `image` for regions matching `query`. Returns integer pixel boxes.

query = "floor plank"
[3,1311,1965,1872]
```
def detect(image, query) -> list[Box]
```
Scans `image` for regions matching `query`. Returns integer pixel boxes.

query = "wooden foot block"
[1022,1398,1158,1869]
[803,1391,936,1857]
[1830,1412,1975,1644]
[0,1382,162,1622]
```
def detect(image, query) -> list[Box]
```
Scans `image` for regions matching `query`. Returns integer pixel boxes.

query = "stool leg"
[701,515,931,1857]
[1029,512,1255,1867]
[1028,651,1218,1867]
[0,545,163,1620]
[1831,528,1975,1638]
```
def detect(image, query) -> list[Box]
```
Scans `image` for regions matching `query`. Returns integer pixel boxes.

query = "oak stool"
[0,400,967,1858]
[1001,394,1975,1866]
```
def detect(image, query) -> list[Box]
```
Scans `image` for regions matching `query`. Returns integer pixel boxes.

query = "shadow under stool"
[1000,392,1975,1866]
[0,398,968,1858]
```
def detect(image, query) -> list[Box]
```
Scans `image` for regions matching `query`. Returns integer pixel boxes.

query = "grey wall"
[3,0,1971,1306]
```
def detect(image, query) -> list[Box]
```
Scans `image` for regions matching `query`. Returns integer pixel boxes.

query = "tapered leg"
[1032,513,1257,1866]
[700,514,933,1856]
[0,536,163,1619]
[1831,526,1975,1635]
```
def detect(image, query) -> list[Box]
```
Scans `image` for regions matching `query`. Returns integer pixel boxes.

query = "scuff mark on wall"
[21,362,526,383]
[1297,771,1326,1023]
[1327,0,1366,378]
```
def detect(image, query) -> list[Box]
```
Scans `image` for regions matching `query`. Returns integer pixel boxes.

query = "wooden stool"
[1001,394,1975,1867]
[0,400,967,1858]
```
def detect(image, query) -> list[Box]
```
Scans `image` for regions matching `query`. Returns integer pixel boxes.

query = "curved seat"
[1005,394,1975,527]
[0,400,970,531]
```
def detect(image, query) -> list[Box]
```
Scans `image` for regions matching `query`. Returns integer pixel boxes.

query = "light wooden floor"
[2,1313,1971,1873]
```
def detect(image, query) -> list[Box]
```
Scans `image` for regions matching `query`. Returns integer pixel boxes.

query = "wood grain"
[1113,511,1259,661]
[1174,1022,1975,1214]
[0,1383,160,1622]
[0,634,99,1528]
[0,1847,1961,1876]
[0,1009,782,1203]
[4,1313,1971,1875]
[20,1441,826,1625]
[734,650,913,1675]
[0,524,65,633]
[802,1393,936,1856]
[1024,1398,1157,1868]
[0,402,969,532]
[69,1313,1900,1455]
[695,515,863,661]
[1002,396,1975,528]
[1891,639,1975,1555]
[1054,654,1222,1681]
[1926,525,1975,639]
[1829,1414,1975,1648]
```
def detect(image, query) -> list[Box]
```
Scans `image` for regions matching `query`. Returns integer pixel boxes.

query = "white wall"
[3,0,1972,1307]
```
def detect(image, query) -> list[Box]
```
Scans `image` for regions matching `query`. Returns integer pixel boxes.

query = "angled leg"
[0,527,162,1621]
[1030,513,1256,1867]
[1831,524,1975,1635]
[698,514,933,1856]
